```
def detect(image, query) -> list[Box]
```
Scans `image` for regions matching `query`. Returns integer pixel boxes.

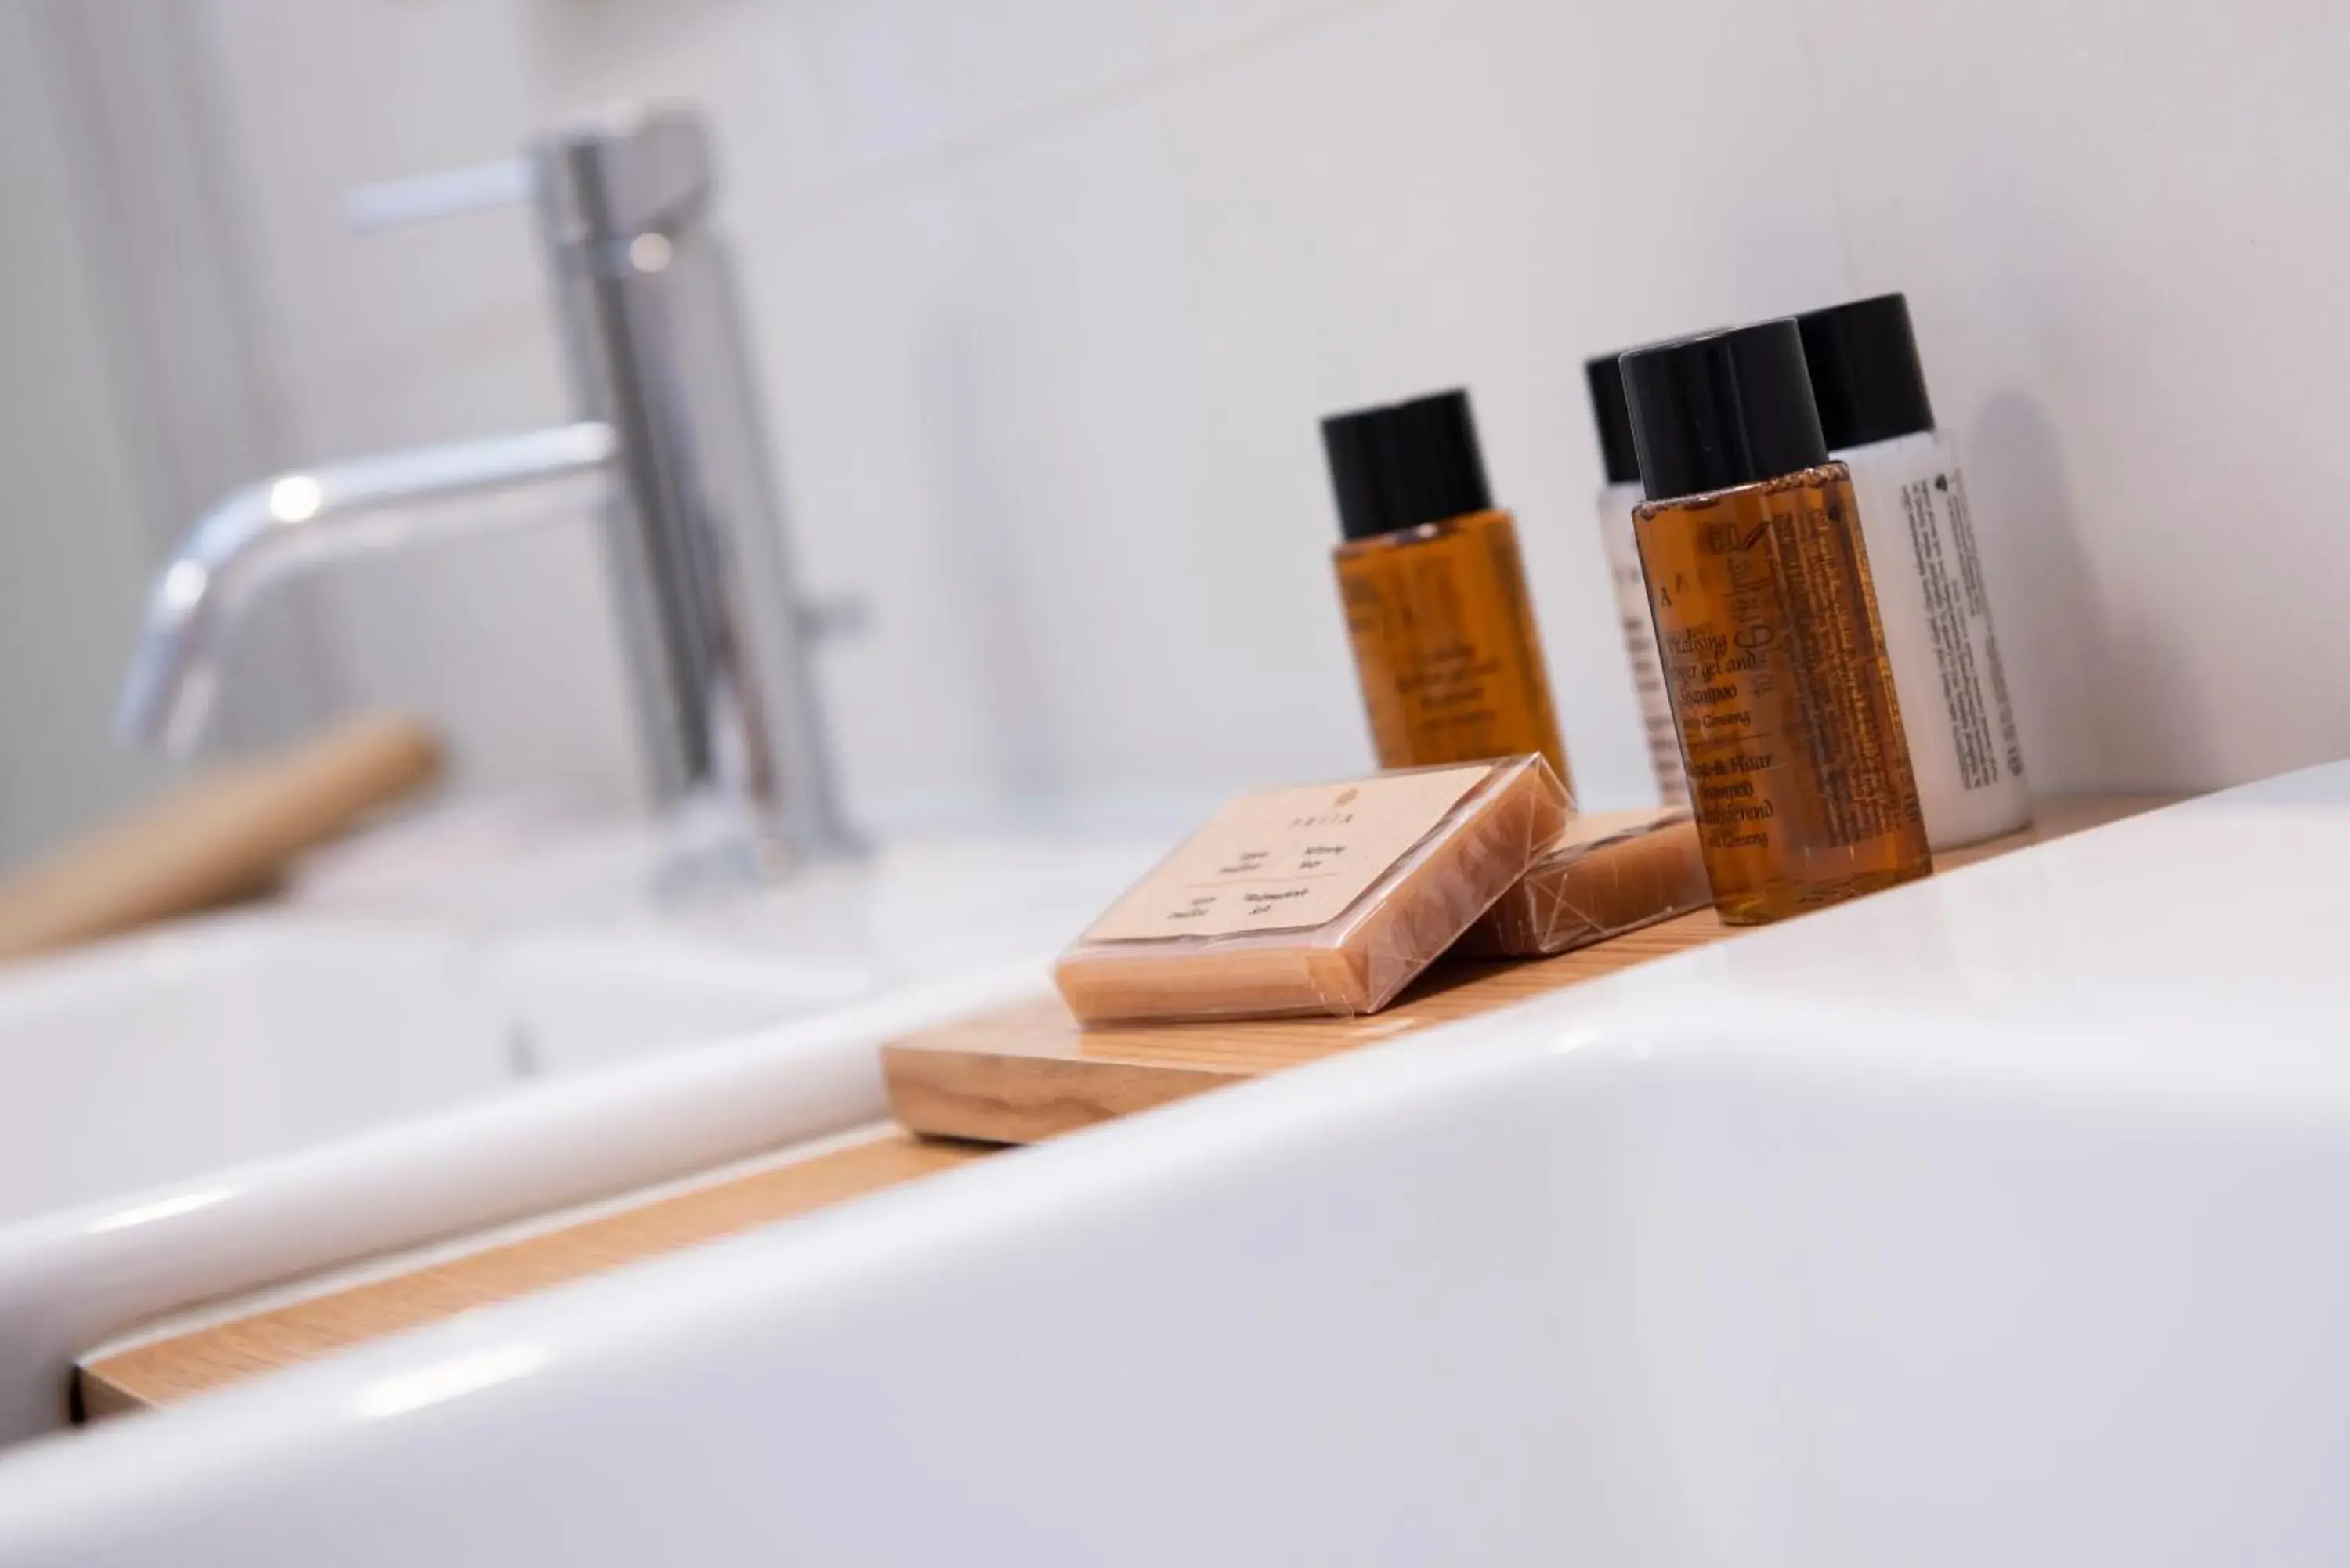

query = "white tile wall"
[1798,0,2350,792]
[164,0,2350,831]
[0,1,171,865]
[715,0,1853,815]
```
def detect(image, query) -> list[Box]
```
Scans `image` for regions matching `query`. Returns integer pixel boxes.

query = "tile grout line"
[1783,0,1865,297]
[763,0,1385,237]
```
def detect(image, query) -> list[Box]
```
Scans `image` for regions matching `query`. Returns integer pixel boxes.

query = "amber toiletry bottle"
[1619,321,1929,924]
[1321,390,1570,788]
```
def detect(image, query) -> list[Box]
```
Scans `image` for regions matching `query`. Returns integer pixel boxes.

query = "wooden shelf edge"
[883,1045,1241,1143]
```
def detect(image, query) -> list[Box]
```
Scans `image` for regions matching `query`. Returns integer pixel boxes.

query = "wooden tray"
[78,1129,985,1418]
[884,797,2167,1145]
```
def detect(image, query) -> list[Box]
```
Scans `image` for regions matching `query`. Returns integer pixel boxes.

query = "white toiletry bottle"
[1584,352,1687,807]
[1796,294,2030,848]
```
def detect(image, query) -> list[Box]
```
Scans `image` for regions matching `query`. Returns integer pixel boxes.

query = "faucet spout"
[116,107,859,873]
[117,421,616,754]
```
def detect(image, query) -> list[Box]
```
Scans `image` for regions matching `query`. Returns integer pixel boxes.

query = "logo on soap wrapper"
[1289,794,1359,831]
[1079,764,1495,942]
[1285,784,1368,832]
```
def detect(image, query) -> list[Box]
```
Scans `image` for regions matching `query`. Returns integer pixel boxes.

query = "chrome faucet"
[116,107,857,874]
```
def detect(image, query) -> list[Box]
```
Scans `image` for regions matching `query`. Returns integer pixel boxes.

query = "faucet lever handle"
[342,158,535,232]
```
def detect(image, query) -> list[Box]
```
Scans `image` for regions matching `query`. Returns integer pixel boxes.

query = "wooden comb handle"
[0,713,443,963]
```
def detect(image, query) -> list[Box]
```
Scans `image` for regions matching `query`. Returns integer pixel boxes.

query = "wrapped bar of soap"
[1459,807,1709,957]
[1054,756,1568,1024]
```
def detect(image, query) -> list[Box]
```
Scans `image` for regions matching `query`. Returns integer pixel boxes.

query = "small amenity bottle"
[1322,390,1571,789]
[1585,351,1688,807]
[1797,294,2030,849]
[1620,321,1930,924]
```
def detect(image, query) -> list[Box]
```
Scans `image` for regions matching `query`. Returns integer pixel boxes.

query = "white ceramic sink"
[0,916,869,1229]
[0,825,1166,1443]
[0,775,2341,1565]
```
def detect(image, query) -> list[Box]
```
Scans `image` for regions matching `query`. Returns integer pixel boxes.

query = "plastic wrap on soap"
[1458,807,1710,958]
[1054,755,1569,1024]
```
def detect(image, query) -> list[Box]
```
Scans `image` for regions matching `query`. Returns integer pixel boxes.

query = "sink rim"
[0,893,1050,1443]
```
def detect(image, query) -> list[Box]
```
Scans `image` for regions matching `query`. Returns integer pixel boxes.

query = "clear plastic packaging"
[1459,807,1709,958]
[1054,756,1569,1024]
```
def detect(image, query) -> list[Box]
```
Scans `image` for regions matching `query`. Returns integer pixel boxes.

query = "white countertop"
[0,772,2344,1564]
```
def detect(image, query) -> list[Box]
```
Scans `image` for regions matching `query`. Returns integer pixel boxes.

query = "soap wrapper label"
[1081,764,1495,941]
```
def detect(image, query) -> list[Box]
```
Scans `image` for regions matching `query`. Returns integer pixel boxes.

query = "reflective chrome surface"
[117,424,614,753]
[118,106,856,872]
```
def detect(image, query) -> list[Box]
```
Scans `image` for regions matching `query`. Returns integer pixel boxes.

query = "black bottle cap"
[1796,292,1936,450]
[1321,389,1494,541]
[1582,354,1643,487]
[1619,320,1830,503]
